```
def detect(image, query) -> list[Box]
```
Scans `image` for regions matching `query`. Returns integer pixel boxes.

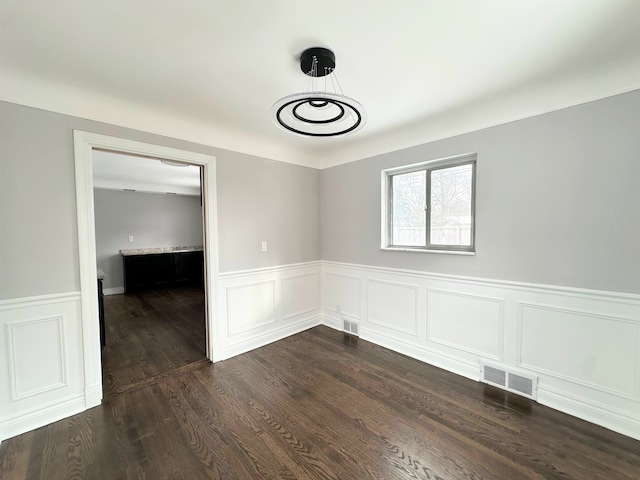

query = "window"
[382,153,476,253]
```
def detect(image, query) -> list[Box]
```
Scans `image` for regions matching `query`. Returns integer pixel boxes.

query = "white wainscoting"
[215,262,321,361]
[0,292,88,442]
[321,261,640,441]
[427,288,504,361]
[368,279,419,336]
[227,280,277,336]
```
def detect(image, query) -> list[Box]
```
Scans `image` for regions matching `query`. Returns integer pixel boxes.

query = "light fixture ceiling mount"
[271,47,366,138]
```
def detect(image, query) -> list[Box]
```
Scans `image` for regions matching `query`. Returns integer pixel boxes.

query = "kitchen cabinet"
[97,268,106,348]
[122,249,203,293]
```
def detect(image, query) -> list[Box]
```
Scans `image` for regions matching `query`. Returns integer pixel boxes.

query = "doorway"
[93,151,206,395]
[73,131,219,408]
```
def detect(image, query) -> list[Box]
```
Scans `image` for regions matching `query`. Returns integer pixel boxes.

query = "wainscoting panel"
[323,272,361,320]
[368,279,419,336]
[282,272,319,320]
[217,262,321,361]
[226,280,276,336]
[427,288,504,361]
[320,261,640,441]
[0,292,86,442]
[519,302,639,400]
[7,316,67,400]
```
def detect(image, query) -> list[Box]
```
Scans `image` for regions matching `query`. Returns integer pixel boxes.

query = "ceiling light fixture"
[160,159,189,167]
[271,47,366,137]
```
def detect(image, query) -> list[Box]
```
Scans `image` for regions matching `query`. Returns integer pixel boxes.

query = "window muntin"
[384,154,476,252]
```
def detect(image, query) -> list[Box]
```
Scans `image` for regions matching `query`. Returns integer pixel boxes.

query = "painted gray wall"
[321,90,640,294]
[0,100,320,300]
[93,189,204,290]
[216,153,320,272]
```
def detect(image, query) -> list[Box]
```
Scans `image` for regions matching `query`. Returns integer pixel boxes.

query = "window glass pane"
[392,170,426,246]
[430,164,473,246]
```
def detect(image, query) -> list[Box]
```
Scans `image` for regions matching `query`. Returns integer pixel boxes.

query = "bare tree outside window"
[430,164,472,246]
[392,170,426,246]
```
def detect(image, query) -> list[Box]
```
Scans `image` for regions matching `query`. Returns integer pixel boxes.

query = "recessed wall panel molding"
[7,316,67,400]
[226,280,276,336]
[217,262,322,360]
[319,261,640,440]
[324,272,361,320]
[282,272,319,320]
[0,292,84,442]
[367,279,419,336]
[518,302,640,400]
[427,288,504,360]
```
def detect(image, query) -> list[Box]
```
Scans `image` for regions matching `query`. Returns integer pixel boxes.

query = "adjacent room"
[92,151,207,396]
[1,1,639,479]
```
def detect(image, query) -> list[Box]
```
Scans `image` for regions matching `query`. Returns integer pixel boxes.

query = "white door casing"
[73,130,220,407]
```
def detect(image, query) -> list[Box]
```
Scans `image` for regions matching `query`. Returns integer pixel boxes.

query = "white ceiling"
[2,1,640,169]
[93,150,201,195]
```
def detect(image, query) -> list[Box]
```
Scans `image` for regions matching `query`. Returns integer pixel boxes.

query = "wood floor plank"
[101,287,206,397]
[1,288,639,479]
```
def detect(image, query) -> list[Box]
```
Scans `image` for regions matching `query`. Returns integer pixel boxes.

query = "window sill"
[380,247,476,256]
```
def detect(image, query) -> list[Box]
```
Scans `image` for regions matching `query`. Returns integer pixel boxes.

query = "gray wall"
[0,100,320,300]
[321,90,640,294]
[217,154,320,272]
[94,190,204,289]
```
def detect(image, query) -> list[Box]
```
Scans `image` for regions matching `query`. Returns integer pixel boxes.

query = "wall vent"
[480,361,538,400]
[343,319,359,336]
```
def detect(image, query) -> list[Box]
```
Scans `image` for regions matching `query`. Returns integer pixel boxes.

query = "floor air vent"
[343,319,359,336]
[480,361,538,400]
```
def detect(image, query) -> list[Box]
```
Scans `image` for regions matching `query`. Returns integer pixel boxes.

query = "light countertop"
[119,246,203,256]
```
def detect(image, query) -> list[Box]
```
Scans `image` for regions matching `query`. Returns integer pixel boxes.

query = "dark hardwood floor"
[1,289,639,479]
[101,287,207,397]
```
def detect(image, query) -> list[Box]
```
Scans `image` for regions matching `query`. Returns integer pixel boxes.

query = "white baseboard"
[538,385,640,441]
[103,286,124,296]
[84,385,103,408]
[215,315,321,361]
[360,325,480,381]
[321,314,343,331]
[0,394,87,442]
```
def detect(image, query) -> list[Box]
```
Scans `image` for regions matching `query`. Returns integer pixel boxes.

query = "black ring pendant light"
[271,47,367,137]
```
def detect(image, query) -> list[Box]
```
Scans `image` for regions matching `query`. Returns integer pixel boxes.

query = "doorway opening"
[93,151,207,396]
[73,131,219,408]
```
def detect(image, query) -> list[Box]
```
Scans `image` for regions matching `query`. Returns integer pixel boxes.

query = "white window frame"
[380,153,477,255]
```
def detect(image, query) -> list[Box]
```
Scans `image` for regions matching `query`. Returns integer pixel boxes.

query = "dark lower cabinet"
[175,251,204,286]
[123,251,204,293]
[98,278,106,348]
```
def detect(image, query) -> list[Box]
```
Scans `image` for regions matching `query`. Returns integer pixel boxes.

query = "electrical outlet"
[261,241,268,252]
[128,235,134,242]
